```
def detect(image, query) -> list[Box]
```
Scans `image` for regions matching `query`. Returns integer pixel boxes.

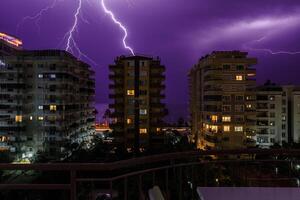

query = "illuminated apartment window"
[127,90,135,96]
[38,74,43,78]
[38,105,43,110]
[223,126,230,132]
[246,104,252,109]
[38,116,44,121]
[50,105,57,111]
[234,126,243,132]
[156,128,161,132]
[30,116,33,121]
[211,125,218,132]
[50,74,56,79]
[0,136,7,142]
[127,118,132,124]
[15,115,22,122]
[139,128,147,134]
[235,75,243,81]
[211,115,218,122]
[222,116,231,122]
[140,109,147,115]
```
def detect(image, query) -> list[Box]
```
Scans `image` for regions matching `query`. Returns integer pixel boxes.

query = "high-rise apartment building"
[189,51,257,150]
[0,33,95,160]
[109,55,166,152]
[256,84,288,148]
[256,83,300,147]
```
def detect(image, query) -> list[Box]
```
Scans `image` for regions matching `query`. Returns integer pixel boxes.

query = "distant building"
[0,33,95,160]
[109,55,167,152]
[256,83,300,147]
[256,84,288,148]
[189,51,257,150]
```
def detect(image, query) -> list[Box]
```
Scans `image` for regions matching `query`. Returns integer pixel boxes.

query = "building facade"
[109,55,166,152]
[0,33,95,160]
[256,84,288,148]
[189,51,257,150]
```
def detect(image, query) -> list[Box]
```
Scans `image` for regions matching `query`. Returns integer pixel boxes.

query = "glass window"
[211,115,218,122]
[127,118,132,124]
[38,105,43,110]
[139,128,147,134]
[222,95,231,101]
[38,74,43,78]
[270,112,275,118]
[235,105,244,112]
[222,105,231,112]
[38,116,44,121]
[127,90,135,96]
[234,126,243,132]
[222,116,231,122]
[223,65,230,70]
[236,65,244,70]
[235,95,244,101]
[140,109,147,115]
[235,75,243,81]
[50,105,57,111]
[223,126,230,132]
[15,115,22,122]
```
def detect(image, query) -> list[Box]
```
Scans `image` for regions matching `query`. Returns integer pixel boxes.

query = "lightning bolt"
[101,0,135,55]
[244,36,300,55]
[16,0,60,34]
[64,0,98,66]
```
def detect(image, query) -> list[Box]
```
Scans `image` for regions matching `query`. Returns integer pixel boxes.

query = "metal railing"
[0,149,300,200]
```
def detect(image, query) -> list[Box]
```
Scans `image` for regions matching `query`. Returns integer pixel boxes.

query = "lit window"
[38,116,44,121]
[235,75,243,81]
[127,90,135,96]
[222,116,231,122]
[211,115,218,122]
[30,116,33,121]
[127,118,132,124]
[211,125,218,132]
[50,105,57,111]
[234,126,243,132]
[223,126,230,132]
[50,74,56,79]
[15,115,22,122]
[38,105,43,110]
[140,109,147,115]
[246,104,252,108]
[156,128,161,132]
[38,74,43,78]
[139,128,147,134]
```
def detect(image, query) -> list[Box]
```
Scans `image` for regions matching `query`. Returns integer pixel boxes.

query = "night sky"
[1,0,300,121]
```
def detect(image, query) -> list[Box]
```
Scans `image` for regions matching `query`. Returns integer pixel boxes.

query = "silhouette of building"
[189,51,257,150]
[0,32,95,160]
[109,55,167,152]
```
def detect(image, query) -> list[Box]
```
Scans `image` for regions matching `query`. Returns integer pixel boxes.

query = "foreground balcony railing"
[0,149,300,200]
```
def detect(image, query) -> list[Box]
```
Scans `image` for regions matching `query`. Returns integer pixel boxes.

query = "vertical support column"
[165,168,169,199]
[124,177,128,200]
[70,170,76,200]
[152,171,156,186]
[139,175,143,199]
[110,180,113,200]
[179,167,182,200]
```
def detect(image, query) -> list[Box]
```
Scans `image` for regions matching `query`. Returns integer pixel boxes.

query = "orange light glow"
[0,32,23,47]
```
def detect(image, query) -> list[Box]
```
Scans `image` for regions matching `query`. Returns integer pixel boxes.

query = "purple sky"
[1,0,300,120]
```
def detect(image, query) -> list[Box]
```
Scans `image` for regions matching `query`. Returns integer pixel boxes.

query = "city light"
[0,32,23,47]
